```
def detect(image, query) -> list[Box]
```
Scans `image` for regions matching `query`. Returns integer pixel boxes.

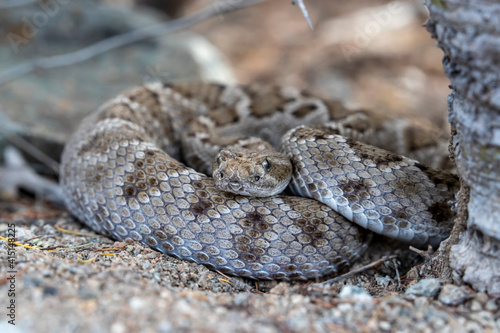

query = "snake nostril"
[219,172,224,179]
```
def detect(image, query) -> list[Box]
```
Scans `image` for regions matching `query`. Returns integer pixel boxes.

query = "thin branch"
[318,255,398,285]
[7,135,60,175]
[0,0,36,9]
[0,0,266,85]
[292,0,313,30]
[409,245,435,257]
[1,146,64,206]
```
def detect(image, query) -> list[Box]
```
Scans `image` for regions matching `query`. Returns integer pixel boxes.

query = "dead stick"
[319,255,398,285]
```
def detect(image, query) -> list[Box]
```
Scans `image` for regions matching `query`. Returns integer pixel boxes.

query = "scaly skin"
[60,82,458,280]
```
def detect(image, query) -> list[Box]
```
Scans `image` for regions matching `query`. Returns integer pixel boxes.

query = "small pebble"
[156,321,173,333]
[469,311,495,327]
[286,316,309,331]
[111,322,126,333]
[405,278,441,298]
[41,269,53,277]
[129,297,146,309]
[34,219,45,227]
[338,285,372,301]
[375,276,392,287]
[470,301,483,311]
[78,286,98,300]
[140,260,151,270]
[42,286,58,296]
[413,296,429,307]
[465,321,483,332]
[438,284,471,306]
[337,303,353,312]
[233,293,249,306]
[379,321,391,330]
[24,276,43,288]
[475,292,489,305]
[485,300,498,312]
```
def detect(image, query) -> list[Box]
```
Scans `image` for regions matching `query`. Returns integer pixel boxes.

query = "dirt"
[1,1,498,332]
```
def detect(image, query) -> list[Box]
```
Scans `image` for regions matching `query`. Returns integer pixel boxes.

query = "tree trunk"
[425,0,500,294]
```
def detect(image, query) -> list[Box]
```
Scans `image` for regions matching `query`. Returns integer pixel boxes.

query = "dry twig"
[0,0,266,85]
[319,255,398,285]
[7,135,60,175]
[292,0,313,29]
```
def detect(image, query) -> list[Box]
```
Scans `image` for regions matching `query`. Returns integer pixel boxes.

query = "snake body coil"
[61,82,458,280]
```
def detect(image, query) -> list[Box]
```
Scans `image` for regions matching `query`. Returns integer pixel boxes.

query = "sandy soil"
[1,1,499,332]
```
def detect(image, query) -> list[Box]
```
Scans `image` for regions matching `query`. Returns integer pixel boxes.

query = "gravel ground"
[1,1,499,332]
[0,201,498,332]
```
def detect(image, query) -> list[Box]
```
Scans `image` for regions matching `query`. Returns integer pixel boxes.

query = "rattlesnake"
[60,82,458,280]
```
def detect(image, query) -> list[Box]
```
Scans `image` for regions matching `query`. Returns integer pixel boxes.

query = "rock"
[438,284,471,306]
[469,311,496,328]
[42,286,58,297]
[485,300,498,312]
[405,278,441,298]
[338,285,373,301]
[375,275,392,287]
[470,300,483,312]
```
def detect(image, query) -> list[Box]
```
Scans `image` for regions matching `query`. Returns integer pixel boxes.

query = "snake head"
[212,148,292,197]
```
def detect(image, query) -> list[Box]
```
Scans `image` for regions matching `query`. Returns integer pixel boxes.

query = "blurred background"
[1,4,494,332]
[0,0,450,198]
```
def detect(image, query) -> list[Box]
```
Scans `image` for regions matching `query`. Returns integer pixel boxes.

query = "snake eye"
[254,176,260,181]
[262,158,271,172]
[217,154,222,165]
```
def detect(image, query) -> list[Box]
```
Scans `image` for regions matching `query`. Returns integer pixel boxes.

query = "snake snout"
[229,181,242,192]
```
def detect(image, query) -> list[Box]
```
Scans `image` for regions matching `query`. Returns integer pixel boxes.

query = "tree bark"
[425,0,500,294]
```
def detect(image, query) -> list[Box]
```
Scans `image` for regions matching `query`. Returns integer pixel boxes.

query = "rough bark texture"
[425,0,500,294]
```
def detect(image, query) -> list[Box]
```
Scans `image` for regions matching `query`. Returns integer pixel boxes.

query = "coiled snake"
[61,82,458,280]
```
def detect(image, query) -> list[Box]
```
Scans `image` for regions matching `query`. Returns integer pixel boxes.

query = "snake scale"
[61,82,459,280]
